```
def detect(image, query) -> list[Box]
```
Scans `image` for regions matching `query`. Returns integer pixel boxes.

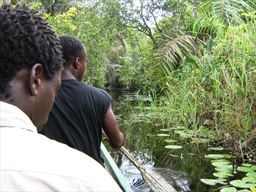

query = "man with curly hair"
[0,6,121,191]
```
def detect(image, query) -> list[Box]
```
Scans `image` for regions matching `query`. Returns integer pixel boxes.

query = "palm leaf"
[153,34,203,75]
[199,0,256,24]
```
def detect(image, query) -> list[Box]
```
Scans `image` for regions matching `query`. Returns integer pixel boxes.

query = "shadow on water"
[107,90,218,192]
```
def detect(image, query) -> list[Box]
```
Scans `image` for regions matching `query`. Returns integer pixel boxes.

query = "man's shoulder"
[40,136,121,190]
[2,131,121,192]
[83,84,111,98]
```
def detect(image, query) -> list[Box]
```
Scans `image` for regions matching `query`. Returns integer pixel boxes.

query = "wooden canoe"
[100,143,133,192]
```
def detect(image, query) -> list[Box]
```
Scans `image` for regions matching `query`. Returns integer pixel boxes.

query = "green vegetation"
[7,0,255,159]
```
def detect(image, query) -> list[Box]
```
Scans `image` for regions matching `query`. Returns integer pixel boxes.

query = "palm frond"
[199,0,256,25]
[153,34,203,75]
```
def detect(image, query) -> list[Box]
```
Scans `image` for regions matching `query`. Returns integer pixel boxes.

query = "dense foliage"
[18,0,256,152]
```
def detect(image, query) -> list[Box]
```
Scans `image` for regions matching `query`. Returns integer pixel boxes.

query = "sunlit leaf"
[230,180,255,189]
[246,172,256,178]
[160,129,172,132]
[220,187,237,192]
[200,178,226,186]
[215,167,233,172]
[242,177,256,184]
[208,146,224,151]
[205,154,225,159]
[164,139,177,143]
[213,171,234,179]
[157,133,169,137]
[212,160,231,167]
[238,167,255,173]
[165,145,183,149]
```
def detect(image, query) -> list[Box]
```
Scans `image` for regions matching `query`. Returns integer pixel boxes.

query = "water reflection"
[111,150,192,192]
[109,90,216,192]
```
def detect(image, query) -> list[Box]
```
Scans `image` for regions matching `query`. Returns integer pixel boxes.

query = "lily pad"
[208,146,224,151]
[242,163,253,167]
[220,187,237,192]
[215,167,233,172]
[242,177,256,184]
[237,190,251,192]
[212,159,231,163]
[205,154,225,159]
[212,160,231,167]
[237,167,255,173]
[165,145,183,149]
[230,180,255,189]
[246,172,256,178]
[164,139,177,143]
[157,133,169,137]
[213,171,234,179]
[223,154,235,159]
[160,129,172,132]
[200,178,226,186]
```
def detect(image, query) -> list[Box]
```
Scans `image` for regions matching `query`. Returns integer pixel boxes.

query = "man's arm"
[103,103,124,148]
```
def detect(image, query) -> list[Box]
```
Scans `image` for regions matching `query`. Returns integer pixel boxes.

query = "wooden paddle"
[120,146,177,192]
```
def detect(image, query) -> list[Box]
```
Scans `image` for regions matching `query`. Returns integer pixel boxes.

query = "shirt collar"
[0,101,37,132]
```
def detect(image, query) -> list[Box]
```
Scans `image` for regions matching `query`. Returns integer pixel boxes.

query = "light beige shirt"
[0,101,122,192]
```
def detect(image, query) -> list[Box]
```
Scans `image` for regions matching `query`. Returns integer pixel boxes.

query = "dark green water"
[108,90,230,192]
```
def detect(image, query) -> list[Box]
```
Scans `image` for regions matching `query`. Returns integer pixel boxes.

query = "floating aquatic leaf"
[242,177,256,184]
[230,180,255,189]
[212,160,231,167]
[164,139,177,143]
[200,178,226,186]
[169,126,186,130]
[160,129,172,132]
[250,187,256,192]
[237,189,251,192]
[238,167,254,173]
[157,133,169,137]
[242,163,253,167]
[208,146,224,151]
[220,187,237,192]
[251,166,256,171]
[212,159,231,163]
[213,171,234,179]
[165,145,183,149]
[205,154,225,159]
[246,172,256,178]
[223,154,235,159]
[215,167,233,172]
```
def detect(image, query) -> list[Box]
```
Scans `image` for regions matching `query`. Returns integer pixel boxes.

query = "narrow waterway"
[106,90,219,192]
[107,90,256,192]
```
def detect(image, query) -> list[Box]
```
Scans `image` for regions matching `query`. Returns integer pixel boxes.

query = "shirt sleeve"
[98,89,112,115]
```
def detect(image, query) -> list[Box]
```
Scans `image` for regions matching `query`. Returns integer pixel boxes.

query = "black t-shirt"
[42,79,111,163]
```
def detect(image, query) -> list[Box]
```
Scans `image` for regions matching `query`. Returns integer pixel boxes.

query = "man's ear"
[72,57,80,69]
[29,64,44,96]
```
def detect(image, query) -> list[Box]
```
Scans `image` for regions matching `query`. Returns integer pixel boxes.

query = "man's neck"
[61,70,76,80]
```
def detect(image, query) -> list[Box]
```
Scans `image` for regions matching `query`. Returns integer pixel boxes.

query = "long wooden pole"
[120,146,177,192]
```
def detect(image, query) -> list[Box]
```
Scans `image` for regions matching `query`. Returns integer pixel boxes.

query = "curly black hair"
[59,35,86,67]
[0,5,63,94]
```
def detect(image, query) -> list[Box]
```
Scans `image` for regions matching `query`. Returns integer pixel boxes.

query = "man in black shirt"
[41,35,124,164]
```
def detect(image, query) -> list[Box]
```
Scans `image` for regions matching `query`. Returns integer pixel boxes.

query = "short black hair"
[59,35,86,67]
[0,5,63,94]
